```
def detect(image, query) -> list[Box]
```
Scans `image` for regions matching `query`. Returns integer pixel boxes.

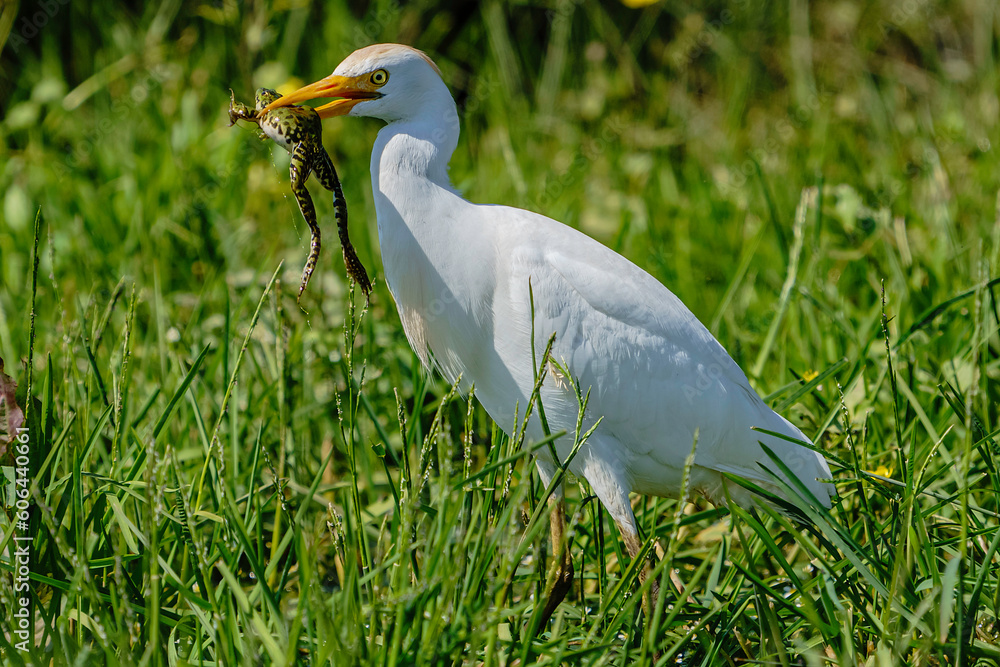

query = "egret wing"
[501,210,832,504]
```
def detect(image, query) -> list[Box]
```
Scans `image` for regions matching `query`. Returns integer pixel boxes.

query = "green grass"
[1,0,999,664]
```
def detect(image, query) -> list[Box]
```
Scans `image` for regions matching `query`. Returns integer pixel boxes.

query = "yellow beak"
[261,74,382,118]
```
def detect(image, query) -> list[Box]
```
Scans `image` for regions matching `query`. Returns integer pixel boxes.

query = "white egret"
[264,43,834,622]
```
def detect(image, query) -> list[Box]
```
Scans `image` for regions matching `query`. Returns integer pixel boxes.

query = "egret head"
[261,44,448,123]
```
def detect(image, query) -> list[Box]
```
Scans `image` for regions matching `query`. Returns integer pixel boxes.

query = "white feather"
[337,44,833,533]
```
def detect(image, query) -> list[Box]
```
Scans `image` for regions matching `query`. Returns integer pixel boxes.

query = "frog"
[228,88,372,305]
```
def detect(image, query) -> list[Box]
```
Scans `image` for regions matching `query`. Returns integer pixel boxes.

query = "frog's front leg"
[227,89,258,127]
[313,149,373,300]
[288,142,322,306]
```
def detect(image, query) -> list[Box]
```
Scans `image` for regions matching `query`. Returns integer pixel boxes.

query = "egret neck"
[371,82,497,388]
[370,80,461,260]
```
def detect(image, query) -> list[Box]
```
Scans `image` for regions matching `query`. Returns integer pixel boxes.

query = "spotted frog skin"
[228,88,372,303]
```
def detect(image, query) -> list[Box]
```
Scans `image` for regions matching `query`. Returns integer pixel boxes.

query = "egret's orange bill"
[261,74,382,118]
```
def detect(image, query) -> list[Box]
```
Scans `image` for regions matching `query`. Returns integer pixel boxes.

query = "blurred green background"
[3,0,996,356]
[1,0,998,664]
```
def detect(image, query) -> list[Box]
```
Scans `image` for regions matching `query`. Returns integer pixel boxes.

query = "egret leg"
[584,454,660,618]
[533,460,574,631]
[615,516,661,620]
[538,496,574,627]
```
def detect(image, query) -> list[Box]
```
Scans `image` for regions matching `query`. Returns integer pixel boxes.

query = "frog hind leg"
[313,149,372,301]
[288,142,321,307]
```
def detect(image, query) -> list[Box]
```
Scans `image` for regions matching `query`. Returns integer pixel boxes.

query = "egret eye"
[370,69,389,86]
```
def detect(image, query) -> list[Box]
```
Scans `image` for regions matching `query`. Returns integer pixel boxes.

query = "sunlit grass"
[0,1,998,664]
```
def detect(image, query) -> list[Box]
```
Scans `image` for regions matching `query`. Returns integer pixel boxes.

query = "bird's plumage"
[285,44,833,537]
